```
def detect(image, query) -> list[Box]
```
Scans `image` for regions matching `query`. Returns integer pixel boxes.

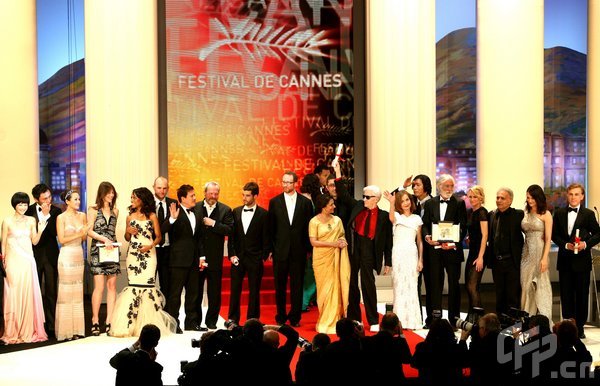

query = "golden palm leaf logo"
[199,17,334,65]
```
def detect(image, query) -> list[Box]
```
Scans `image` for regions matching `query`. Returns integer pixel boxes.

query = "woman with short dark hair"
[1,192,48,344]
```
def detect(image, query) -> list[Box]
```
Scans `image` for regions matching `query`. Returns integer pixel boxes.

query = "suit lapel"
[246,207,260,235]
[433,197,441,222]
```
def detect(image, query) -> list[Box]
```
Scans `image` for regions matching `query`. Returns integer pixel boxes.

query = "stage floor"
[1,303,600,385]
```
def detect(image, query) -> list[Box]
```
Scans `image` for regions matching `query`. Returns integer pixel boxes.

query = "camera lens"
[455,318,473,332]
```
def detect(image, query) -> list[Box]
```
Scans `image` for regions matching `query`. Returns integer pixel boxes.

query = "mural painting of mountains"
[436,27,586,148]
[544,46,587,137]
[38,58,86,165]
[436,27,476,151]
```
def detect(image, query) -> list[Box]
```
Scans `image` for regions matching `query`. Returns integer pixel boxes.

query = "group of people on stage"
[2,161,600,345]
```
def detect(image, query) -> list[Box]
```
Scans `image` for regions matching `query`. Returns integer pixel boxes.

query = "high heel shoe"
[105,323,111,335]
[91,323,100,336]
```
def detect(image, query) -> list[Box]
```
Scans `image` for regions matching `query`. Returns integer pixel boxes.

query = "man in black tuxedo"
[227,182,270,324]
[422,174,467,323]
[487,187,524,317]
[551,183,600,338]
[25,183,62,337]
[269,171,313,326]
[153,176,177,300]
[335,170,392,331]
[329,163,352,225]
[110,324,163,386]
[162,184,205,332]
[196,181,233,330]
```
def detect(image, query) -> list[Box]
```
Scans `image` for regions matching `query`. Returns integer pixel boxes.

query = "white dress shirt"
[241,205,256,234]
[204,200,216,217]
[170,205,196,234]
[284,191,297,225]
[567,204,580,236]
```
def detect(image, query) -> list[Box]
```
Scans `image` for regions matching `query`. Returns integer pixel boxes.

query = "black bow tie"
[568,207,578,213]
[243,208,254,212]
[440,199,450,204]
[186,208,194,215]
[38,207,42,212]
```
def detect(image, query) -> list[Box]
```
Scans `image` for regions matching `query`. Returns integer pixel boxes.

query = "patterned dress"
[391,212,423,329]
[520,213,552,321]
[109,219,177,337]
[89,208,120,275]
[55,218,85,340]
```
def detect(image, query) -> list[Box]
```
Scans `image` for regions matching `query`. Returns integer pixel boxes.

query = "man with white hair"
[336,173,392,332]
[422,174,467,324]
[487,187,524,317]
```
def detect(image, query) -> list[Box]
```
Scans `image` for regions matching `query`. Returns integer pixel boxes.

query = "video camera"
[500,307,530,331]
[297,336,312,351]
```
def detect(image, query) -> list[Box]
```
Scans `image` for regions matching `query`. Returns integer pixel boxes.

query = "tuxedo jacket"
[552,206,600,272]
[421,195,468,261]
[343,199,392,273]
[228,205,270,263]
[160,206,204,268]
[487,207,524,270]
[268,192,313,260]
[25,204,62,265]
[196,201,234,271]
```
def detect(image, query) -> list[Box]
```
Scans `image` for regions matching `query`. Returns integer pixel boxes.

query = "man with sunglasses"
[333,165,392,332]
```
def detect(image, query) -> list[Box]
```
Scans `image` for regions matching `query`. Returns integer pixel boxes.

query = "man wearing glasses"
[268,171,313,327]
[333,164,392,332]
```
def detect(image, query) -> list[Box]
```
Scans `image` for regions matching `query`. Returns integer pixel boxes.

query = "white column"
[85,0,159,275]
[0,0,39,220]
[366,0,436,195]
[477,0,544,206]
[588,0,600,208]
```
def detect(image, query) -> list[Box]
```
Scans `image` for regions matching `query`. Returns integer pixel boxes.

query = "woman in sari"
[309,194,351,334]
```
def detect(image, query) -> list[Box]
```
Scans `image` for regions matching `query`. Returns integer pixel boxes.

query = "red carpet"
[220,258,423,378]
[219,303,423,379]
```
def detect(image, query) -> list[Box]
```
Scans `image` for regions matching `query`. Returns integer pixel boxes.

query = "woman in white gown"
[109,187,177,337]
[383,190,423,329]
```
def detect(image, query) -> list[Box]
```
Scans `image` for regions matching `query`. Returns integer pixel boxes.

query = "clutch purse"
[98,243,121,264]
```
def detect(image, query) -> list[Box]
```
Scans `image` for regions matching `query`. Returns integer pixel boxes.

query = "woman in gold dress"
[309,194,351,334]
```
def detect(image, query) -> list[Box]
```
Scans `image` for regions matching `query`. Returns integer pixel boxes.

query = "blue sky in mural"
[436,0,475,42]
[545,0,587,53]
[37,0,84,84]
[436,0,587,54]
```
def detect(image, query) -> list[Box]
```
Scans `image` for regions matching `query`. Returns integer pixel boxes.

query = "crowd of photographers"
[178,311,599,386]
[115,311,598,386]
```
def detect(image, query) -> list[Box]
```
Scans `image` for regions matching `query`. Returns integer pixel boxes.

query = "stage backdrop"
[163,0,358,205]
